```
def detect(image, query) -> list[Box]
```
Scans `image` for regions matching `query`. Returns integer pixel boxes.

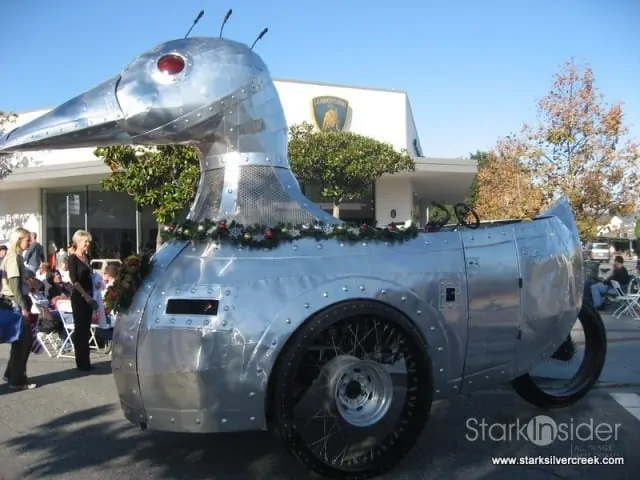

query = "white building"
[0,79,476,255]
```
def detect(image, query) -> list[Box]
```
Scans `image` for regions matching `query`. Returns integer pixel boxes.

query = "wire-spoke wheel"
[510,302,607,409]
[270,300,433,479]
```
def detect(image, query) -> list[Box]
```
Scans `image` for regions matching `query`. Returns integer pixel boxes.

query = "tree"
[474,142,545,220]
[508,59,640,238]
[94,145,200,247]
[465,150,491,209]
[288,122,415,217]
[0,111,17,181]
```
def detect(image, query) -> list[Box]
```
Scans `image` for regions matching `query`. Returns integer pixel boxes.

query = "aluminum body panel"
[0,34,583,435]
[121,233,470,432]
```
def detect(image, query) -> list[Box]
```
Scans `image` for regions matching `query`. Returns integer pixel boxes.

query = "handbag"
[0,308,23,344]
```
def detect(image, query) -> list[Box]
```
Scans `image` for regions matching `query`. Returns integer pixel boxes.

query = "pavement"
[0,313,639,480]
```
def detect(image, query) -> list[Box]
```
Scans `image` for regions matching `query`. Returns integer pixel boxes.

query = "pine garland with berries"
[159,220,419,248]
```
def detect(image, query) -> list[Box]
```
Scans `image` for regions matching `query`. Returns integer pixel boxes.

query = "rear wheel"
[510,302,606,409]
[270,300,433,479]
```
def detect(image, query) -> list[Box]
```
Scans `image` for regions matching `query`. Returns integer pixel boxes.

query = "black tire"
[510,302,606,409]
[270,300,433,479]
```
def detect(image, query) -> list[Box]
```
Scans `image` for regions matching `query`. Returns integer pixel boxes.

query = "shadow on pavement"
[0,360,113,396]
[2,390,628,479]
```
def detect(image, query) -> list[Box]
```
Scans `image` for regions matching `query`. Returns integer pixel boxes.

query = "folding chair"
[611,280,640,320]
[32,304,64,358]
[55,299,100,358]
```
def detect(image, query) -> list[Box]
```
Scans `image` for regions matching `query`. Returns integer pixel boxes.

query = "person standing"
[67,230,98,371]
[1,227,36,390]
[24,232,45,273]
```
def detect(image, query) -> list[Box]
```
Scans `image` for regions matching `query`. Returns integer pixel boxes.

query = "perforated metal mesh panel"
[189,166,323,225]
[235,166,318,225]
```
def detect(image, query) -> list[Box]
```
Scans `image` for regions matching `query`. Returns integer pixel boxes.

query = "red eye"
[157,54,185,75]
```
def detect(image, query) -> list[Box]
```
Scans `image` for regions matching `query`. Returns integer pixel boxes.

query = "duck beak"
[0,75,131,153]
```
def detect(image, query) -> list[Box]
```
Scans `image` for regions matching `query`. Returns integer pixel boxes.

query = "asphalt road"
[1,346,639,480]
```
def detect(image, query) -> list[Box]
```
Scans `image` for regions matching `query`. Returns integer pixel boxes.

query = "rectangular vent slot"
[165,299,219,316]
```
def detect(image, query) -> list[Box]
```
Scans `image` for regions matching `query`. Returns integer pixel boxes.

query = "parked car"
[585,242,611,263]
[90,258,121,274]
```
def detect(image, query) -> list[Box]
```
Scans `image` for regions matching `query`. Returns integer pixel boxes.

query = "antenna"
[219,9,232,38]
[184,10,205,39]
[250,28,268,50]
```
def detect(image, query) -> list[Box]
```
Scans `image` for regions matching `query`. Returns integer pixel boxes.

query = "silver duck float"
[0,17,606,479]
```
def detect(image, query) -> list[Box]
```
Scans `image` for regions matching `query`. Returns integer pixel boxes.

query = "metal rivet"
[170,318,175,324]
[225,290,231,295]
[250,416,256,421]
[323,292,328,297]
[271,339,277,346]
[132,389,136,394]
[424,241,430,245]
[362,242,367,246]
[187,319,192,325]
[304,303,310,309]
[221,418,227,424]
[256,368,262,374]
[224,306,229,311]
[381,289,387,294]
[191,288,196,293]
[429,326,435,331]
[401,296,407,301]
[249,392,256,397]
[439,368,444,372]
[292,245,298,250]
[317,244,322,249]
[437,347,444,351]
[285,318,291,324]
[170,417,175,423]
[416,310,422,315]
[195,418,201,424]
[359,286,365,291]
[342,286,348,291]
[221,321,227,326]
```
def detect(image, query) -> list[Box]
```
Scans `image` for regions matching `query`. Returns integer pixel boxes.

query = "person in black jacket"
[591,255,630,310]
[67,230,98,372]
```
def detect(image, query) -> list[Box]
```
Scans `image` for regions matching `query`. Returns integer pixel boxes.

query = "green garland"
[160,220,419,249]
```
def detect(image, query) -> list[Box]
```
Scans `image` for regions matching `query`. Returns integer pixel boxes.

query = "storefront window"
[86,184,137,259]
[301,183,375,224]
[140,206,158,250]
[43,187,87,257]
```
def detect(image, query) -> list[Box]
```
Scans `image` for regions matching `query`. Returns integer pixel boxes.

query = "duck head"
[0,37,285,155]
[0,36,336,226]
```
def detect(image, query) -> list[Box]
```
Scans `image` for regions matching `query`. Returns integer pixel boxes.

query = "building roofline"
[6,79,410,116]
[273,78,408,96]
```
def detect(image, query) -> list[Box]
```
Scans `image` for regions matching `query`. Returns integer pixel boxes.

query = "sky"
[0,0,638,158]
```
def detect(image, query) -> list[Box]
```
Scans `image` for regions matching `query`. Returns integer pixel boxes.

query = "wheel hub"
[324,355,394,428]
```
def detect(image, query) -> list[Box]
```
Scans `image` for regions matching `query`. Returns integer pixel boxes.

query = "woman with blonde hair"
[67,230,98,371]
[1,227,36,390]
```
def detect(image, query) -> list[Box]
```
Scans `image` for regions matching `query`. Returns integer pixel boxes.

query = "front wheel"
[510,302,606,409]
[270,300,433,479]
